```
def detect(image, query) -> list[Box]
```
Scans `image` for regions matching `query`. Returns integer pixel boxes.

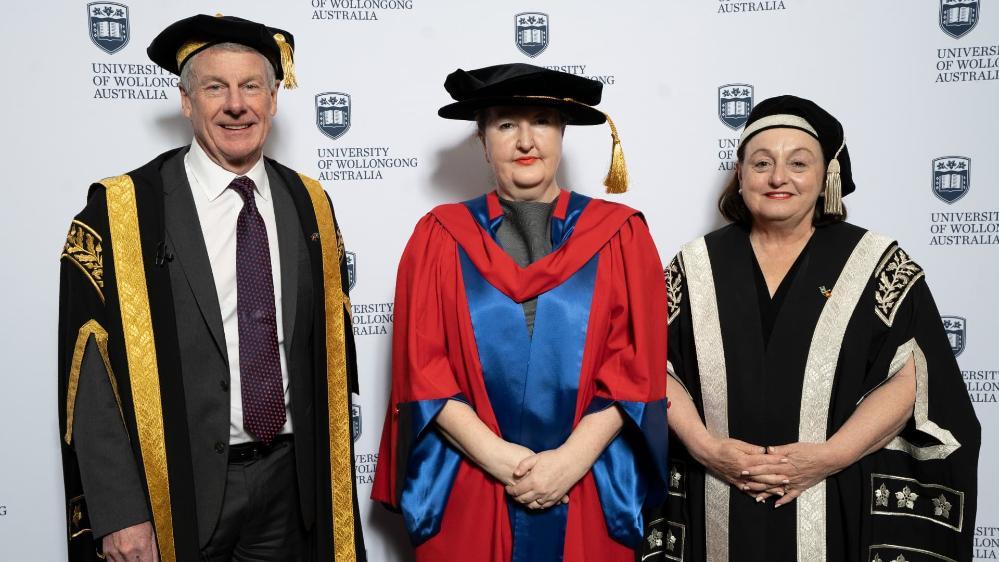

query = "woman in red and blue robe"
[372,63,669,562]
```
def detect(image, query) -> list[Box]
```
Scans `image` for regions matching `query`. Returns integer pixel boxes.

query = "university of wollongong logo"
[940,0,979,39]
[931,156,970,204]
[941,315,966,356]
[351,403,361,442]
[515,12,549,57]
[345,251,357,292]
[316,92,351,140]
[718,84,753,130]
[88,3,129,54]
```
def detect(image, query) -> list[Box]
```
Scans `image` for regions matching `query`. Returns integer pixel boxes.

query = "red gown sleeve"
[372,214,462,506]
[590,214,668,405]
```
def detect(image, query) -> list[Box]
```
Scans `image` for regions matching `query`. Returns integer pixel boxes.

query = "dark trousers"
[201,439,307,562]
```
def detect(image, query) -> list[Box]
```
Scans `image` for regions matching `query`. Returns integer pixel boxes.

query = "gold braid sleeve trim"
[299,173,356,562]
[102,175,177,562]
[62,220,105,302]
[64,319,124,445]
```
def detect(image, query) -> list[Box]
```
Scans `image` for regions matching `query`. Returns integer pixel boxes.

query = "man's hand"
[101,521,159,562]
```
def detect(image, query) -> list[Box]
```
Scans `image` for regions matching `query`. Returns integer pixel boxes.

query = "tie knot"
[228,176,256,203]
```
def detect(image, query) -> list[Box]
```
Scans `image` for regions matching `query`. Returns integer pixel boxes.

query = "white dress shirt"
[184,140,293,444]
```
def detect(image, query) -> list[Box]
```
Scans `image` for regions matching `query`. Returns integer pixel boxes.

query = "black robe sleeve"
[856,247,980,561]
[59,189,145,558]
[640,253,705,561]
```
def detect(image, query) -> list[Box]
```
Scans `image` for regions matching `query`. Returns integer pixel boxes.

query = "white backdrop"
[0,1,996,560]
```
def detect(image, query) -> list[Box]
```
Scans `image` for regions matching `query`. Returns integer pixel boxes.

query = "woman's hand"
[504,448,582,510]
[481,440,536,486]
[436,400,536,486]
[743,443,846,507]
[667,381,785,500]
[691,435,789,499]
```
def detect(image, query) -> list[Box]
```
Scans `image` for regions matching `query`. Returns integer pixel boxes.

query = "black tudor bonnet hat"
[739,95,853,216]
[439,63,630,193]
[148,13,297,89]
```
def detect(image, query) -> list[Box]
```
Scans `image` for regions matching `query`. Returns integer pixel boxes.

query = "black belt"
[228,434,294,463]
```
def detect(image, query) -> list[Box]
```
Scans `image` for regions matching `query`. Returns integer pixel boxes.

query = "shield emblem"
[351,403,362,442]
[718,84,754,130]
[515,13,549,57]
[316,92,351,140]
[932,156,970,204]
[88,3,129,54]
[940,0,979,39]
[941,316,966,356]
[345,251,357,292]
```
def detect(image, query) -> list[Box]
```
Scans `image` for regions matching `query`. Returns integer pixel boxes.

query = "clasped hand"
[700,437,843,507]
[489,443,582,510]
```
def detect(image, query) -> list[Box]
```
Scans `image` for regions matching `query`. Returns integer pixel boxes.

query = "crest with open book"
[88,3,129,54]
[515,13,549,58]
[316,92,352,140]
[940,0,979,39]
[718,84,754,130]
[932,156,970,204]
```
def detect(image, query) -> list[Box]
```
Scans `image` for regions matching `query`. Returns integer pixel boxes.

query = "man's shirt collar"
[187,139,269,202]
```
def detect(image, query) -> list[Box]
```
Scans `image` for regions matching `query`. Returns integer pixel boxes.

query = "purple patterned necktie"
[229,176,286,444]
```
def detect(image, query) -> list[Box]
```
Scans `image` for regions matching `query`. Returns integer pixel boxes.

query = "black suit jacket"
[69,148,347,549]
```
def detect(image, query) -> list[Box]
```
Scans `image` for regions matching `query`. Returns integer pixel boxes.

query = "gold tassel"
[602,112,628,194]
[273,33,298,89]
[512,95,629,193]
[824,154,843,216]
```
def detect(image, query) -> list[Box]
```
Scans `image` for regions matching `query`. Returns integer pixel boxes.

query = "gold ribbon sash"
[299,173,356,562]
[103,175,177,562]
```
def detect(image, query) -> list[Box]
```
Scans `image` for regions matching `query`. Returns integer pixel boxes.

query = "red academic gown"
[372,190,669,562]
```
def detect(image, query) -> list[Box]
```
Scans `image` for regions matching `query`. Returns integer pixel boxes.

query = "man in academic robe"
[57,14,365,562]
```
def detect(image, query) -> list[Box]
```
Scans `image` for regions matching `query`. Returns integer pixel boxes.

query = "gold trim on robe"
[299,173,357,562]
[64,319,124,444]
[62,220,105,302]
[102,175,177,562]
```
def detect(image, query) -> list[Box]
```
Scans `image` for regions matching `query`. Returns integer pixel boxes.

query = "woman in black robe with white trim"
[643,96,980,562]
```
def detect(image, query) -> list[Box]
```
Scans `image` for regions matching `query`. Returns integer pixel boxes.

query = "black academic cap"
[147,14,297,88]
[438,63,606,125]
[437,63,631,193]
[739,95,854,214]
